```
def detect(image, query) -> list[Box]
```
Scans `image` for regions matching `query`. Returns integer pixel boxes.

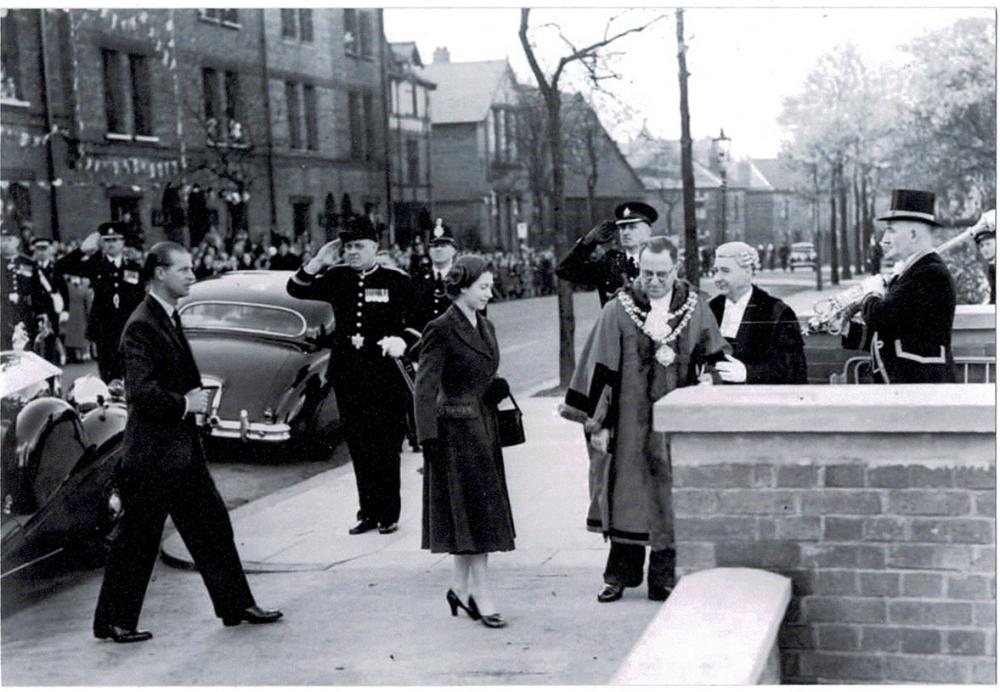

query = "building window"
[345,9,372,58]
[303,85,318,151]
[281,8,313,42]
[2,182,32,229]
[491,107,515,163]
[286,81,302,149]
[348,91,363,160]
[285,81,317,151]
[204,67,244,146]
[406,139,420,185]
[292,198,312,239]
[1,10,23,102]
[199,9,239,26]
[343,9,358,54]
[102,48,153,137]
[363,94,375,160]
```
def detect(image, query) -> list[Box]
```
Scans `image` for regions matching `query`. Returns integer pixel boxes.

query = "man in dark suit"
[56,222,145,382]
[93,242,281,644]
[30,237,69,363]
[287,217,420,535]
[858,189,956,383]
[708,241,808,384]
[556,201,656,306]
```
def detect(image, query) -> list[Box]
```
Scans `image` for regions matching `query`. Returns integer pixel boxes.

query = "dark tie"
[626,256,638,276]
[172,310,184,334]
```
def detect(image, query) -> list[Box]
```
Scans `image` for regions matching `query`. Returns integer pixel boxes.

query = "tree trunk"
[813,164,823,291]
[853,165,863,274]
[830,162,840,285]
[839,162,851,279]
[677,9,700,282]
[545,95,575,387]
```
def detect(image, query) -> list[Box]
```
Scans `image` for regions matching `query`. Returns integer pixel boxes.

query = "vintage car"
[789,241,818,270]
[1,352,124,577]
[177,270,340,450]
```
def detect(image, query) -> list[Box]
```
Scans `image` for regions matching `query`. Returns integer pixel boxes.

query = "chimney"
[433,46,450,64]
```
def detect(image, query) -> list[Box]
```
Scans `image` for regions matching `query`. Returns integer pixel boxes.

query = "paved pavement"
[1,277,861,685]
[1,397,662,685]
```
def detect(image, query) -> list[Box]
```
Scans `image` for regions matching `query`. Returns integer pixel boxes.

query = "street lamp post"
[713,128,731,245]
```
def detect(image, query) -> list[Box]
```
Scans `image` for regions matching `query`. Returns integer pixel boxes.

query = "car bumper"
[207,418,291,442]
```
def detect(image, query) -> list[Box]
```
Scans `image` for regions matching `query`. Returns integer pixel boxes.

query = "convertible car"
[177,270,340,451]
[1,352,124,577]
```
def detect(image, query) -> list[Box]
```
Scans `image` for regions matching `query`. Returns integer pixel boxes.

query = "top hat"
[614,201,658,226]
[428,218,455,246]
[876,189,941,227]
[98,222,125,239]
[338,215,378,244]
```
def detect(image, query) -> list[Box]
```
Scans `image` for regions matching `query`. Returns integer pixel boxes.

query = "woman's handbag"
[496,393,526,448]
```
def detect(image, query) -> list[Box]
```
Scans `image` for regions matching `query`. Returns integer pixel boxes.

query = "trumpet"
[807,210,995,335]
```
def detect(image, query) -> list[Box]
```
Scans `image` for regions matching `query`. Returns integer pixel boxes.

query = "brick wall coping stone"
[653,384,995,435]
[611,567,791,685]
[953,304,996,331]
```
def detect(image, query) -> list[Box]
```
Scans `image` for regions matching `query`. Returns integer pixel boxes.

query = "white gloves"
[859,274,887,297]
[59,311,70,324]
[378,336,407,358]
[589,428,610,453]
[716,353,748,383]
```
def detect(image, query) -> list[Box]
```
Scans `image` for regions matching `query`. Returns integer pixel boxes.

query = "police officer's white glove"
[80,231,101,255]
[378,336,406,358]
[8,292,17,305]
[859,274,887,297]
[59,310,70,324]
[716,353,747,383]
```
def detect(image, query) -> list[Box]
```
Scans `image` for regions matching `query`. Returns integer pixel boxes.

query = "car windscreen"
[179,302,307,338]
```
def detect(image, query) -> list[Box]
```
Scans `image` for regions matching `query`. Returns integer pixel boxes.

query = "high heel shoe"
[467,595,507,629]
[446,589,480,620]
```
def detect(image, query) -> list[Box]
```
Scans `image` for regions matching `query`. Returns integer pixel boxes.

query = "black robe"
[709,285,808,385]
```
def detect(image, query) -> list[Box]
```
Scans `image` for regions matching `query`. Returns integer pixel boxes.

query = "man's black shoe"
[597,583,625,603]
[378,522,399,535]
[647,585,673,602]
[222,605,284,627]
[94,625,153,643]
[349,518,378,535]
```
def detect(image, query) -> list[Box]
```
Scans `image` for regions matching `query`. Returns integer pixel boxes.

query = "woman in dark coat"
[414,255,515,629]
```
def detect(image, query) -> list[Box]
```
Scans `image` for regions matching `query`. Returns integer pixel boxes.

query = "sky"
[384,4,995,159]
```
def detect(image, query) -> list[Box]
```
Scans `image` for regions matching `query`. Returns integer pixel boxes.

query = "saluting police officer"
[1,228,41,350]
[411,219,457,332]
[57,222,145,382]
[556,201,657,306]
[287,217,420,535]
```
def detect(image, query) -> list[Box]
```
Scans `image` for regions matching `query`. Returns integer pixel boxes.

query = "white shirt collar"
[149,289,176,318]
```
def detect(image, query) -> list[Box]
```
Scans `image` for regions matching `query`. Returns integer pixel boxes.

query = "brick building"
[1,8,392,247]
[418,50,526,251]
[386,41,434,249]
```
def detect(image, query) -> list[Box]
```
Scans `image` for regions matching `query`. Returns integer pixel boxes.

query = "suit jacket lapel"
[734,286,766,347]
[146,294,198,374]
[447,305,493,359]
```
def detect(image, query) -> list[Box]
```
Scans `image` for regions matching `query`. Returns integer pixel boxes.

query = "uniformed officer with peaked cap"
[287,216,420,535]
[556,201,658,305]
[56,221,145,381]
[411,219,457,332]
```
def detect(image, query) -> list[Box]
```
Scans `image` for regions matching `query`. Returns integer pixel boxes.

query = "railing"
[831,355,996,385]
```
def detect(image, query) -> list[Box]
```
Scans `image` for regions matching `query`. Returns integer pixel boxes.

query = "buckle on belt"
[350,334,365,349]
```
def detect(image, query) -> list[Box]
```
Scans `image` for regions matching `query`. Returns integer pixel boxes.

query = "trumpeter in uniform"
[858,189,956,384]
[57,222,145,382]
[411,219,457,331]
[556,201,656,306]
[287,217,420,535]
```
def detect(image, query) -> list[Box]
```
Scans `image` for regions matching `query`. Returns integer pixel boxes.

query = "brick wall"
[669,431,996,684]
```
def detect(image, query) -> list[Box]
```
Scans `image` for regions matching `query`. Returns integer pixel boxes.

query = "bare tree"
[518,8,665,386]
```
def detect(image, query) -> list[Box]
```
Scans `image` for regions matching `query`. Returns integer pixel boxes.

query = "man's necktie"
[626,256,638,276]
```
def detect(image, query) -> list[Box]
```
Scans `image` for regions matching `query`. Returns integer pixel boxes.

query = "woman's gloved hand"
[485,377,511,406]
